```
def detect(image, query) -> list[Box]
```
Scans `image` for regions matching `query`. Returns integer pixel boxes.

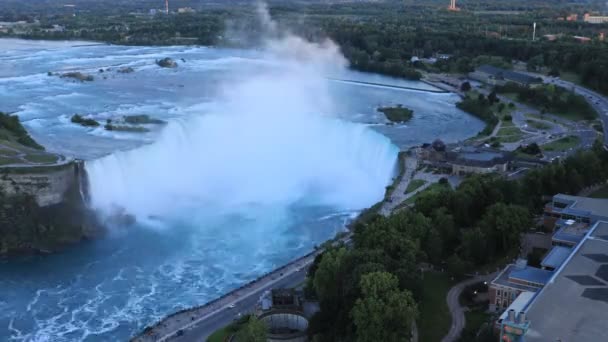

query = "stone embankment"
[0,161,101,255]
[132,245,328,342]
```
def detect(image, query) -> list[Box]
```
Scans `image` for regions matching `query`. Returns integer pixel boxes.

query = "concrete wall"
[260,311,308,342]
[0,162,82,207]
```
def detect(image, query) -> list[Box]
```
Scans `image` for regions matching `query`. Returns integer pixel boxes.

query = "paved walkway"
[441,273,497,342]
[380,156,417,216]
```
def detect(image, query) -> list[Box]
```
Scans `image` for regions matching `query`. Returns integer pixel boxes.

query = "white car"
[228,303,236,309]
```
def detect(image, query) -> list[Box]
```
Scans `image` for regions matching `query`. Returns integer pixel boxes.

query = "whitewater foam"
[86,32,398,221]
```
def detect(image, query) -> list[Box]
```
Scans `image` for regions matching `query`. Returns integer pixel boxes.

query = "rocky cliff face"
[0,161,102,255]
[0,162,81,206]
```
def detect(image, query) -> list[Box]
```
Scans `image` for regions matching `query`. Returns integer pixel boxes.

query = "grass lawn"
[496,128,524,143]
[461,309,492,341]
[207,326,231,342]
[552,111,594,122]
[0,155,22,165]
[589,185,608,199]
[559,71,582,86]
[405,182,449,205]
[542,135,581,152]
[497,126,521,136]
[500,120,515,128]
[0,147,18,156]
[418,272,458,342]
[23,153,59,164]
[405,179,427,194]
[525,119,551,130]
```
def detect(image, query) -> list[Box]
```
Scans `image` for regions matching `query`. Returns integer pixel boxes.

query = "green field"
[525,119,551,130]
[542,135,581,152]
[0,156,23,165]
[23,154,60,164]
[589,185,608,199]
[418,273,456,342]
[461,309,492,341]
[496,125,524,143]
[207,326,232,342]
[405,182,449,205]
[559,71,582,86]
[405,179,427,194]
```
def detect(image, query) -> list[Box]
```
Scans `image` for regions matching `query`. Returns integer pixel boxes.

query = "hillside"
[0,112,62,166]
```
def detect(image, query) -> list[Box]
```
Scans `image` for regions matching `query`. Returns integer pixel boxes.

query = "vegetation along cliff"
[0,112,101,256]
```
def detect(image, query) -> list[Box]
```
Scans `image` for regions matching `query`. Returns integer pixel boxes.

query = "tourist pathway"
[380,156,417,216]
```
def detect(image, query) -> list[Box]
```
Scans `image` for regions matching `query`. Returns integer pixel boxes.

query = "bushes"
[456,97,498,136]
[495,83,597,120]
[0,112,44,150]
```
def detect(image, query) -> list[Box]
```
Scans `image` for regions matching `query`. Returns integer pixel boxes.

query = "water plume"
[86,3,398,222]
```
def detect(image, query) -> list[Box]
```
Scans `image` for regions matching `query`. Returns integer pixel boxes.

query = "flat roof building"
[584,13,608,24]
[469,65,543,88]
[540,245,572,270]
[489,260,553,312]
[447,146,513,175]
[522,221,608,342]
[543,194,608,232]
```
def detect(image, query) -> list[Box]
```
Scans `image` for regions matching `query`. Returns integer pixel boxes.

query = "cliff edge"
[0,112,102,256]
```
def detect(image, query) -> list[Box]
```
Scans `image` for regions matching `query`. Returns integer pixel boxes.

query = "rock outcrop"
[156,57,178,68]
[0,161,102,256]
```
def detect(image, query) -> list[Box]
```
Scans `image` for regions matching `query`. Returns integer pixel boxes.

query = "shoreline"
[131,155,406,341]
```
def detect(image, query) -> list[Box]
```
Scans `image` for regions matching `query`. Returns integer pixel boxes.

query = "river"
[0,38,483,341]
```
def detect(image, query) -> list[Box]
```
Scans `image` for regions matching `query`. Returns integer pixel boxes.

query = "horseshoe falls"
[0,36,484,341]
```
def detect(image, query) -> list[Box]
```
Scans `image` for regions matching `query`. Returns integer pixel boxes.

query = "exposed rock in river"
[156,57,178,68]
[60,72,95,82]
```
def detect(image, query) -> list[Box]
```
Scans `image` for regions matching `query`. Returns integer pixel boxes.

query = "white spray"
[86,4,398,222]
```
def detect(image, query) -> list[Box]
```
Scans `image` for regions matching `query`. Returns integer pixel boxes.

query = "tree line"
[306,140,608,341]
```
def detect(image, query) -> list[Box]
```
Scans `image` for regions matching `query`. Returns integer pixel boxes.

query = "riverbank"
[131,152,407,341]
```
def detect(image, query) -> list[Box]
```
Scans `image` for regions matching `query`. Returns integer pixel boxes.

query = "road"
[133,252,317,342]
[476,88,597,159]
[529,73,608,148]
[441,273,497,342]
[177,268,309,342]
[380,156,417,216]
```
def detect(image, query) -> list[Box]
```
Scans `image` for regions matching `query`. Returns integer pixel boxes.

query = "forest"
[2,1,607,91]
[305,139,608,342]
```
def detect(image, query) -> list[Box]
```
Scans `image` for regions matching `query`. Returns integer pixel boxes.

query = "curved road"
[441,273,497,342]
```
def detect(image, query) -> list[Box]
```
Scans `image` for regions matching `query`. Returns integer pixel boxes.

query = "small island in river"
[377,105,414,123]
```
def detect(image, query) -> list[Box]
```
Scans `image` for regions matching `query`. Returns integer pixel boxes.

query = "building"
[469,65,543,88]
[573,35,592,43]
[543,194,608,231]
[543,34,558,41]
[521,221,608,342]
[418,143,512,175]
[177,7,195,14]
[566,14,578,21]
[448,0,460,11]
[540,245,571,271]
[489,259,553,312]
[447,146,512,175]
[584,13,608,24]
[494,291,534,331]
[492,194,608,342]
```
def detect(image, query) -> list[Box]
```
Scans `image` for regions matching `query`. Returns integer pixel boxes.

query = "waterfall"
[85,17,399,222]
[85,113,398,221]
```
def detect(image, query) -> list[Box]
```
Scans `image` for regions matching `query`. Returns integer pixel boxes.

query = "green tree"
[313,247,350,303]
[460,81,471,92]
[351,272,418,342]
[236,316,267,342]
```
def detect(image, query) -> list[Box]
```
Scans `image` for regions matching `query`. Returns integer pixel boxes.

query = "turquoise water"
[0,38,483,341]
